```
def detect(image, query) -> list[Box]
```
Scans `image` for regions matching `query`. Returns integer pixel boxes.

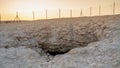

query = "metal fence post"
[59,8,61,18]
[90,7,92,16]
[99,5,101,16]
[32,11,35,20]
[46,9,48,19]
[113,2,115,15]
[70,9,72,18]
[14,11,20,22]
[80,9,83,16]
[0,13,1,23]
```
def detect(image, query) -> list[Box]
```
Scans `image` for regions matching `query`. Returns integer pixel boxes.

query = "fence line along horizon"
[0,2,119,21]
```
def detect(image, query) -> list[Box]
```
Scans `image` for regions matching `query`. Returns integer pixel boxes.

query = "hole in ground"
[47,50,70,56]
[38,20,107,56]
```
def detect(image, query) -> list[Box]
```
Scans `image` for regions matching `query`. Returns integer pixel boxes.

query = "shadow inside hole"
[47,50,70,56]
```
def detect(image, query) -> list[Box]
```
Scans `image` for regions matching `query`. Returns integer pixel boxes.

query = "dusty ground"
[0,15,120,68]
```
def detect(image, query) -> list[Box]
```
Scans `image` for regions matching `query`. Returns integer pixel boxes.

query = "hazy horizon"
[0,0,120,21]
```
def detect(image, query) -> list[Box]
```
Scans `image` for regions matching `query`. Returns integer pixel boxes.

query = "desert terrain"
[0,15,120,68]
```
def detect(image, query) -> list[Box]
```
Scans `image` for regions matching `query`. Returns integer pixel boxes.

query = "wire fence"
[0,2,120,22]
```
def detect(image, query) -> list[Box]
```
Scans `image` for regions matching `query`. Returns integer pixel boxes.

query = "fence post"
[70,9,72,18]
[113,2,115,15]
[99,5,101,16]
[90,7,92,16]
[59,8,61,18]
[14,11,20,22]
[0,13,1,23]
[32,11,35,20]
[80,9,83,16]
[46,9,48,19]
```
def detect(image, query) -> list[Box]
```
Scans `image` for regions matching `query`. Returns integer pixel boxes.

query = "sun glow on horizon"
[0,0,120,21]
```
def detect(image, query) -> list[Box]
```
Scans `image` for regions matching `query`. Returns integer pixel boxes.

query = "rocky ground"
[0,15,120,68]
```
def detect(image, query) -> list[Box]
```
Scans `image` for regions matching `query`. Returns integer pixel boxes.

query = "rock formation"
[0,15,120,68]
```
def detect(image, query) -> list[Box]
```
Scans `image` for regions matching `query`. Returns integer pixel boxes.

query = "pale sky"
[0,0,120,20]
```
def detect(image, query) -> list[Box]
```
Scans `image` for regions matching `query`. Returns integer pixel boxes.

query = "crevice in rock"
[47,50,70,56]
[36,20,109,56]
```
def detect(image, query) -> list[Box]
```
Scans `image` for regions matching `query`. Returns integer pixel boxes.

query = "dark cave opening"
[47,50,70,56]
